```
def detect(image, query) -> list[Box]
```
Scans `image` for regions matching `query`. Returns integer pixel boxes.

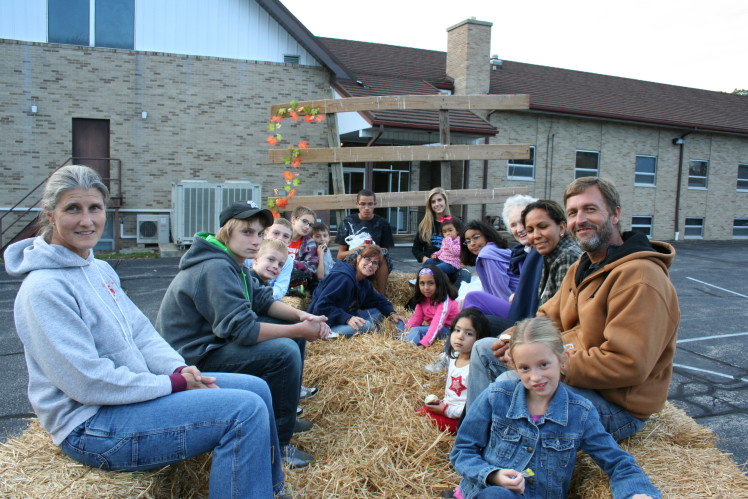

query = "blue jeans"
[423,258,459,276]
[396,321,450,346]
[60,373,283,498]
[331,308,383,337]
[467,337,645,441]
[197,322,304,448]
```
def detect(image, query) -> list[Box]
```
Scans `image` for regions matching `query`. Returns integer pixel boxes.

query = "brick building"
[2,2,747,248]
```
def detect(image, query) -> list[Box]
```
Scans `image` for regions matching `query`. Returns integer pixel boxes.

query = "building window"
[95,0,135,50]
[635,155,657,186]
[684,217,704,238]
[738,164,748,191]
[48,0,134,49]
[507,146,535,180]
[688,160,709,189]
[575,150,599,178]
[48,0,90,46]
[631,216,653,238]
[734,219,748,238]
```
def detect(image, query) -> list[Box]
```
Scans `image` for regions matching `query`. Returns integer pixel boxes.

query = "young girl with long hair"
[419,308,491,433]
[412,187,453,264]
[451,317,659,499]
[398,265,459,347]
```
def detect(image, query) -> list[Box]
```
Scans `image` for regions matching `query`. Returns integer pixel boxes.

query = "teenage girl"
[399,265,459,347]
[424,218,465,276]
[412,187,453,264]
[451,317,660,499]
[419,308,491,433]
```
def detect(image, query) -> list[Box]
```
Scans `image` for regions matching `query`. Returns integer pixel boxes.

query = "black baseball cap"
[219,200,274,228]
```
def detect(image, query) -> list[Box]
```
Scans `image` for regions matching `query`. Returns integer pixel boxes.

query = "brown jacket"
[538,233,680,419]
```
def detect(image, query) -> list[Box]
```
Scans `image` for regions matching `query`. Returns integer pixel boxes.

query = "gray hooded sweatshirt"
[5,236,185,445]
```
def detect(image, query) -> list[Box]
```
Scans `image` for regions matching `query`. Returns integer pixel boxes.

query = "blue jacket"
[507,247,543,322]
[451,379,660,499]
[307,260,394,326]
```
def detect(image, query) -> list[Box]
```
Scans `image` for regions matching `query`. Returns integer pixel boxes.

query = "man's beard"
[575,217,615,254]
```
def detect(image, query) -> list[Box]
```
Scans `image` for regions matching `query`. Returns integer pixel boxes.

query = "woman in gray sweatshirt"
[5,165,284,498]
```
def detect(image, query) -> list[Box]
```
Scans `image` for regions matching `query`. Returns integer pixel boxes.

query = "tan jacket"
[538,235,680,419]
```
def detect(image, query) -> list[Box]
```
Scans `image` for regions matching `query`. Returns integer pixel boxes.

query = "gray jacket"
[156,234,275,364]
[5,237,184,445]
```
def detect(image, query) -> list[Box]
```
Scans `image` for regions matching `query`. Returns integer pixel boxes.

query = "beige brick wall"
[485,112,748,240]
[1,39,332,214]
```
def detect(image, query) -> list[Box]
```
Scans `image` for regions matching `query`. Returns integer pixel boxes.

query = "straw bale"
[3,277,747,497]
[386,272,417,308]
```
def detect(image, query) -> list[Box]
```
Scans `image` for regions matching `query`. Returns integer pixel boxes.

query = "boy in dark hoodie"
[157,201,331,469]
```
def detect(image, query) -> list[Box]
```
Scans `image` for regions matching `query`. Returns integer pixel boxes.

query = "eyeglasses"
[362,256,380,268]
[357,202,376,208]
[464,233,484,246]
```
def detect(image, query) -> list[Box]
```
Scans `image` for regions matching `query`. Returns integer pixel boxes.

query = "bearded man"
[466,177,680,440]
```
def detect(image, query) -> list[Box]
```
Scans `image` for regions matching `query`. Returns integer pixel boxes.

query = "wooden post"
[439,109,451,189]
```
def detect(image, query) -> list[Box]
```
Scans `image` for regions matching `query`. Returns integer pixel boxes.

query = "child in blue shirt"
[450,316,659,499]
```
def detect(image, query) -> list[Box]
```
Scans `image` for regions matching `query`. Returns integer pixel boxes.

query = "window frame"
[688,159,709,189]
[575,150,600,179]
[738,163,748,191]
[733,218,748,239]
[684,217,704,239]
[634,155,657,187]
[631,216,653,238]
[507,145,535,181]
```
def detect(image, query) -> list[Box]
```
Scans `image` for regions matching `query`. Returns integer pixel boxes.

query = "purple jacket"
[475,242,517,301]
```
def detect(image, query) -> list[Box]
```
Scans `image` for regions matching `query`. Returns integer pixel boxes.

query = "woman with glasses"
[308,245,407,337]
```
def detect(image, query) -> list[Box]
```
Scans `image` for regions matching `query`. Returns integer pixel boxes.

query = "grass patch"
[95,251,159,260]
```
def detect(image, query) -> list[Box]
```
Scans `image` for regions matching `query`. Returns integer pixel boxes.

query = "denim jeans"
[396,321,450,346]
[60,373,284,498]
[423,258,459,276]
[197,321,304,448]
[467,337,645,441]
[330,308,383,337]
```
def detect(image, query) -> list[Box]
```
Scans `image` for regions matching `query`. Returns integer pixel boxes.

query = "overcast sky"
[280,0,746,93]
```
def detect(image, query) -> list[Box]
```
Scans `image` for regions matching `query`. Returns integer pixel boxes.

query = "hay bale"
[3,289,747,498]
[386,272,416,309]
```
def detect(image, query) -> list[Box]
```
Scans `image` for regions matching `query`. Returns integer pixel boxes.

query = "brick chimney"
[446,18,492,95]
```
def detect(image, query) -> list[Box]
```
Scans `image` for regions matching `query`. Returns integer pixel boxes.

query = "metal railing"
[0,158,122,253]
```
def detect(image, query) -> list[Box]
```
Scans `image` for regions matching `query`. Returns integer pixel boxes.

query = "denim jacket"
[450,379,660,499]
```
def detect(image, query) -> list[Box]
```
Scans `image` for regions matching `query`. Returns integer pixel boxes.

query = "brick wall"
[1,39,332,213]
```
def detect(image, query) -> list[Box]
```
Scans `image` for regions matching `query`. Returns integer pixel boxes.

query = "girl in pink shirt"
[399,266,459,347]
[424,219,464,277]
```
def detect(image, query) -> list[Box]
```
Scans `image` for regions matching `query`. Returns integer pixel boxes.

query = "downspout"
[673,131,694,240]
[544,131,555,198]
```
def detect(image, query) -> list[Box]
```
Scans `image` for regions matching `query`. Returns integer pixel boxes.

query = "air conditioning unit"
[171,180,261,246]
[136,215,170,244]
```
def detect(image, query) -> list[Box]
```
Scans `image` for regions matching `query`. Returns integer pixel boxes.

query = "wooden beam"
[269,187,529,212]
[270,94,529,115]
[268,144,530,164]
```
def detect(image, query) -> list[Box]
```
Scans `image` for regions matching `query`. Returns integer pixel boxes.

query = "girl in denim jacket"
[451,317,659,499]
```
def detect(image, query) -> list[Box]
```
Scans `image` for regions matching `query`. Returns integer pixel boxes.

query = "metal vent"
[284,54,300,64]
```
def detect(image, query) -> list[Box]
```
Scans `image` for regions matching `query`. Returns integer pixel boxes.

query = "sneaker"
[408,278,417,285]
[294,417,313,434]
[296,406,303,416]
[282,444,314,469]
[423,352,448,374]
[300,386,319,401]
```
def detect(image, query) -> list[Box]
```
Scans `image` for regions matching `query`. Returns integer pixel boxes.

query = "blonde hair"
[510,317,565,362]
[215,218,254,246]
[272,217,292,230]
[256,238,288,261]
[418,187,452,243]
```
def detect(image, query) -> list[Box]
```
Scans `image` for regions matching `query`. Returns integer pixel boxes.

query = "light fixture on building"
[31,105,38,113]
[141,111,148,119]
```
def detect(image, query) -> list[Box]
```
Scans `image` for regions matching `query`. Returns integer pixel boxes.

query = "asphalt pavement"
[1,241,747,472]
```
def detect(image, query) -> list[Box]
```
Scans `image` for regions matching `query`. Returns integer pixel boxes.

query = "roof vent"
[284,54,300,64]
[490,54,502,70]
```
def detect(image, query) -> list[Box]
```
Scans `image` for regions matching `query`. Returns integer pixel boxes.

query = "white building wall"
[0,0,320,65]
